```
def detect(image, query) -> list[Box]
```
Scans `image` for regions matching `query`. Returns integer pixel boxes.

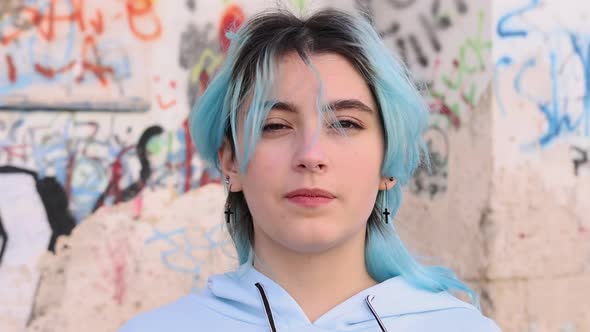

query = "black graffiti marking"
[93,125,164,212]
[0,213,7,266]
[572,146,589,176]
[419,13,442,53]
[455,0,468,14]
[409,34,429,67]
[178,23,216,70]
[396,38,408,65]
[0,166,76,261]
[411,125,449,199]
[386,0,417,10]
[381,0,469,69]
[36,177,76,252]
[186,0,196,11]
[379,22,400,37]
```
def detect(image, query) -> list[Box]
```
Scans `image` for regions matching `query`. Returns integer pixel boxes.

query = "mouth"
[285,188,335,207]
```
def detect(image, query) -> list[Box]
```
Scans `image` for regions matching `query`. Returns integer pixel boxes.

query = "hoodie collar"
[206,262,473,330]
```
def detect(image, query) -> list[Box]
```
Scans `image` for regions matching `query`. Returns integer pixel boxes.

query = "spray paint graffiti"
[379,0,469,68]
[153,75,178,111]
[495,1,590,149]
[429,10,491,129]
[571,145,589,176]
[373,1,491,131]
[0,0,162,111]
[145,224,234,290]
[0,167,76,329]
[410,125,449,198]
[138,3,248,283]
[218,4,245,55]
[0,214,6,265]
[0,114,215,221]
[179,22,220,107]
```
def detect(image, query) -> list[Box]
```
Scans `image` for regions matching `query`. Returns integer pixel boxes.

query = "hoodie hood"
[201,262,475,331]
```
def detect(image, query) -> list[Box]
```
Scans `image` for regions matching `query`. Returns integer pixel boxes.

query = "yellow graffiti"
[190,48,225,83]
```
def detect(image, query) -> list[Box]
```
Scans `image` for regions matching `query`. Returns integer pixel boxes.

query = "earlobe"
[379,176,397,191]
[218,140,243,192]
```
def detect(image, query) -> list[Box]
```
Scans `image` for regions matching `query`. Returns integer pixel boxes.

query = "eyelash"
[262,120,363,132]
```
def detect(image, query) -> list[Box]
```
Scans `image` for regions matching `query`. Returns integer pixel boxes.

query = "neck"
[252,227,377,323]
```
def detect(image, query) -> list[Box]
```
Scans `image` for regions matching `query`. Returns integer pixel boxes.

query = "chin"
[277,225,352,254]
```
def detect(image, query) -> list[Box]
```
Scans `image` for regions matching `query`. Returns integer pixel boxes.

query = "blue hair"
[190,8,479,307]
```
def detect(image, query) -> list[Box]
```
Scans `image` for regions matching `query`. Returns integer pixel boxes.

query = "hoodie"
[118,263,502,331]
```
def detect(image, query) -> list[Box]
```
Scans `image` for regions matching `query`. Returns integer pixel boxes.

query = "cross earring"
[224,176,233,224]
[383,177,394,224]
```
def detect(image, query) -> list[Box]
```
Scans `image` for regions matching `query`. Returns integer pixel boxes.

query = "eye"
[330,120,362,130]
[262,123,290,132]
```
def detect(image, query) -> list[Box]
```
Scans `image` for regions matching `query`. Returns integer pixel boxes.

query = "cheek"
[240,143,288,194]
[339,141,383,180]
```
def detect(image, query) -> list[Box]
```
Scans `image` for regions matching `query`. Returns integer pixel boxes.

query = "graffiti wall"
[489,1,590,331]
[1,0,588,332]
[369,0,492,198]
[0,0,161,111]
[0,0,245,330]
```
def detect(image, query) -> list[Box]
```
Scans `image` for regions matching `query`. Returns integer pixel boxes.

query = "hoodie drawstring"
[365,295,389,332]
[254,283,389,332]
[255,282,278,332]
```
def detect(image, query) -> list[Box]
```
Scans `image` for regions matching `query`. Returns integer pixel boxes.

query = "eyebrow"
[268,99,374,114]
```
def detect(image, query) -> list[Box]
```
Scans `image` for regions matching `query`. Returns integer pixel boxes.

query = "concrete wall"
[488,1,590,331]
[0,1,588,332]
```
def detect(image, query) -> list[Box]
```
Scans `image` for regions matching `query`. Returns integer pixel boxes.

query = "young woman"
[119,8,501,332]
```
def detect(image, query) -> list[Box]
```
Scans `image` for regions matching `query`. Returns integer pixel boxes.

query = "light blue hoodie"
[118,263,502,331]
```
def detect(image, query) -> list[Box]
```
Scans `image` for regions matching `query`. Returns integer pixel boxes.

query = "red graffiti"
[6,55,17,83]
[182,119,193,193]
[219,4,245,54]
[153,76,177,110]
[106,238,130,305]
[199,71,209,95]
[2,0,86,44]
[93,146,133,211]
[78,35,115,84]
[429,101,461,129]
[3,0,161,86]
[89,9,105,34]
[1,144,29,163]
[126,0,162,41]
[33,35,115,85]
[156,95,176,110]
[34,61,76,79]
[1,0,160,46]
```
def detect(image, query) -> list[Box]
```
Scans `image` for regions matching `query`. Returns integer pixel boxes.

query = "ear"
[378,176,397,191]
[218,139,243,192]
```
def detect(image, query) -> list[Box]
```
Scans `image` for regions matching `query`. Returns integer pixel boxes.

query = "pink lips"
[285,188,335,207]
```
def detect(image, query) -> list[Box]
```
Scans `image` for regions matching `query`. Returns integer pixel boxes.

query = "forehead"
[272,52,375,107]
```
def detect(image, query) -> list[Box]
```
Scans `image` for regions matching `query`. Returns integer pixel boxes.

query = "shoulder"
[390,278,502,331]
[395,299,503,332]
[417,290,503,332]
[430,306,503,331]
[117,293,214,332]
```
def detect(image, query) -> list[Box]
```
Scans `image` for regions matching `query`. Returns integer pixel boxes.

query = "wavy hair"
[190,8,478,307]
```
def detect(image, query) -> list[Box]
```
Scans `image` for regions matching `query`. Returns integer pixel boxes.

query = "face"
[220,52,393,256]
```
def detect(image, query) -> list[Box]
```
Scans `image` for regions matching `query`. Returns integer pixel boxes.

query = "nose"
[292,130,328,173]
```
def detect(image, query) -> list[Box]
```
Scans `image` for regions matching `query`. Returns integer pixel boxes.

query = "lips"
[285,188,335,198]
